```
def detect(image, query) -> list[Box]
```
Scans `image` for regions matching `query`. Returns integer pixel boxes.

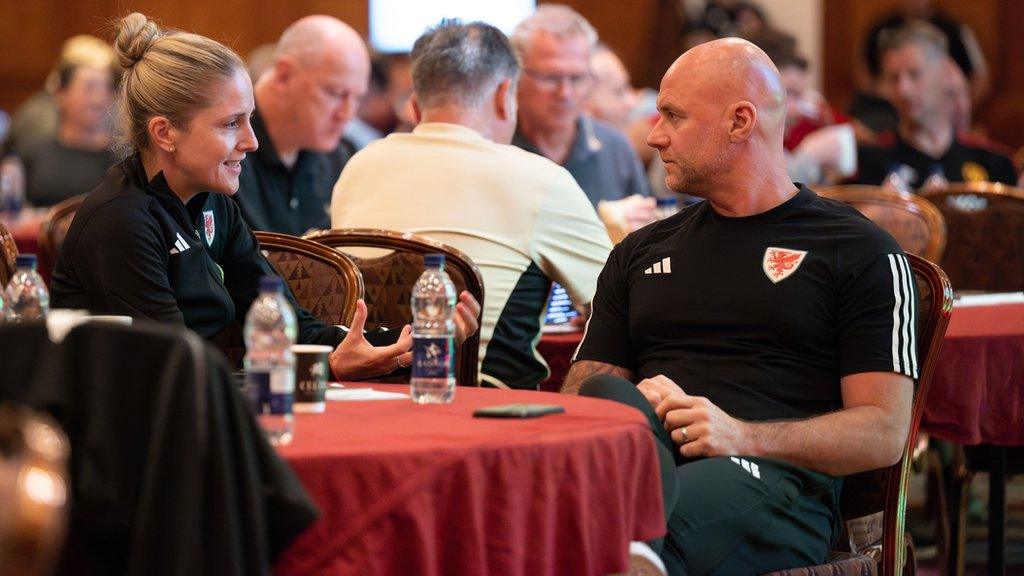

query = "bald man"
[234,15,370,235]
[565,38,918,575]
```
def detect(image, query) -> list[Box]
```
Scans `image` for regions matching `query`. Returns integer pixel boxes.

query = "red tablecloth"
[5,211,42,257]
[537,331,582,392]
[920,302,1024,446]
[274,384,665,576]
[537,303,1024,445]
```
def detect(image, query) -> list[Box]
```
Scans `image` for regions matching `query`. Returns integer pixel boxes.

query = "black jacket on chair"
[0,321,318,575]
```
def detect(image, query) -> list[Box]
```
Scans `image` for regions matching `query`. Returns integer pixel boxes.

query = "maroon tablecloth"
[920,302,1024,446]
[538,331,582,392]
[538,303,1024,445]
[6,211,41,257]
[274,384,665,576]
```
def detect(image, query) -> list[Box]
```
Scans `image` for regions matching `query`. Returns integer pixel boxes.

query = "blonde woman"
[51,13,480,380]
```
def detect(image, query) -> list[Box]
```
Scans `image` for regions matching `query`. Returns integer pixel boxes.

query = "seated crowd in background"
[330,18,611,390]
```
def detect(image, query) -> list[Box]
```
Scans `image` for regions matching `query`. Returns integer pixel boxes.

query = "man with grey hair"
[856,21,1016,187]
[233,15,369,235]
[511,5,653,214]
[331,20,611,390]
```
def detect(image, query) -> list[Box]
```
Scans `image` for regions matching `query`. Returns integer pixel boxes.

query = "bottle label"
[412,336,454,379]
[246,369,294,415]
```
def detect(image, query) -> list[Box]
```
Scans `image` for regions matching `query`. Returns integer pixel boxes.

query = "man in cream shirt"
[331,20,610,390]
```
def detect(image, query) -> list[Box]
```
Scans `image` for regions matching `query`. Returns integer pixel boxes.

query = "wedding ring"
[679,426,689,443]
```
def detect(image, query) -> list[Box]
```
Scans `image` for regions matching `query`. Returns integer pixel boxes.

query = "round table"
[920,301,1024,576]
[920,301,1024,446]
[273,384,665,576]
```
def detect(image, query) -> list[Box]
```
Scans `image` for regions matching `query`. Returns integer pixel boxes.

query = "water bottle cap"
[424,253,445,268]
[15,254,37,269]
[259,275,284,292]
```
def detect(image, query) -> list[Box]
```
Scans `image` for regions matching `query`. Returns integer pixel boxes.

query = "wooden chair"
[306,228,485,387]
[0,220,18,286]
[763,254,953,576]
[920,182,1024,292]
[37,193,86,278]
[254,231,363,327]
[814,185,947,263]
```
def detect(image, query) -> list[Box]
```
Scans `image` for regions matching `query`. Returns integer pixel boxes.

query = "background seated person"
[14,40,118,207]
[50,13,479,381]
[331,20,611,390]
[232,16,368,236]
[510,6,654,222]
[564,38,917,575]
[856,22,1016,188]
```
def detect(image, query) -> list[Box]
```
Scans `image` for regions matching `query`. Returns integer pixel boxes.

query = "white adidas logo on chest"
[643,256,672,275]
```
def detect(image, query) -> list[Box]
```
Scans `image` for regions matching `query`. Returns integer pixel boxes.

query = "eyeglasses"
[523,69,594,92]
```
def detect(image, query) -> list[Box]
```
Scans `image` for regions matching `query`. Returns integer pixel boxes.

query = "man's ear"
[147,116,177,154]
[494,79,516,121]
[272,56,296,85]
[727,101,757,143]
[409,93,422,124]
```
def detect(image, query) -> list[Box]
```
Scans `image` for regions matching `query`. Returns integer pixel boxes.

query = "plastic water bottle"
[243,276,297,445]
[0,157,26,221]
[410,254,457,404]
[920,164,949,193]
[882,163,912,194]
[4,254,49,322]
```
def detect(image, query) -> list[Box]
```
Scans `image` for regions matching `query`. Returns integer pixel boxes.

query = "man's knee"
[578,373,633,396]
[578,373,650,415]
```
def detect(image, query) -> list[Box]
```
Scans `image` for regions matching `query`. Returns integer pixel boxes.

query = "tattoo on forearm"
[560,360,632,395]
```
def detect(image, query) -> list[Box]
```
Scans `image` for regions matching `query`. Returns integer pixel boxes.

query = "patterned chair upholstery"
[813,186,946,263]
[763,254,953,576]
[765,552,876,576]
[38,193,86,279]
[306,229,485,387]
[921,182,1024,291]
[254,231,363,326]
[0,221,17,286]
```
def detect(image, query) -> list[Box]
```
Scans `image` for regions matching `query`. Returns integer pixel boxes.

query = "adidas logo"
[643,256,672,275]
[169,232,191,255]
[730,457,761,479]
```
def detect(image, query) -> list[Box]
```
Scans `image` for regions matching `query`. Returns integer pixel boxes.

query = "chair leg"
[987,446,1006,576]
[925,448,951,576]
[904,531,917,576]
[945,446,972,576]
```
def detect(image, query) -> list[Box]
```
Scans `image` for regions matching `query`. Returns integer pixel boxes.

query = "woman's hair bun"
[114,12,163,70]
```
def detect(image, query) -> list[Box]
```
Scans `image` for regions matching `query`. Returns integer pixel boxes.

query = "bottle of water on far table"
[244,276,297,445]
[882,163,912,195]
[5,254,49,322]
[920,164,949,193]
[411,253,457,404]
